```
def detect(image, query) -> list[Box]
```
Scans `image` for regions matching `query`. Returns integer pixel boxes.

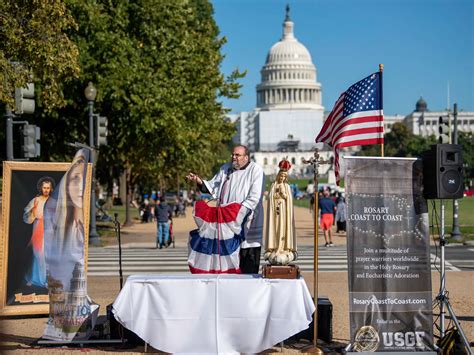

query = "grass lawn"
[294,198,311,209]
[429,198,474,237]
[293,196,474,240]
[96,204,140,241]
[107,204,131,223]
[265,177,331,191]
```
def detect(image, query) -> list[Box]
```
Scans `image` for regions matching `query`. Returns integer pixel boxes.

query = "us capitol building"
[228,6,474,178]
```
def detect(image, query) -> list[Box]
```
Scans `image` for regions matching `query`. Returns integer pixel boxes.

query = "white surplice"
[202,161,265,245]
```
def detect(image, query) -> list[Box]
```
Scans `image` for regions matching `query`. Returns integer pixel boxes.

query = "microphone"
[218,167,234,206]
[226,167,233,181]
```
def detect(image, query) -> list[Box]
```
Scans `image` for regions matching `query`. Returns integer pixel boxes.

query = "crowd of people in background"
[134,190,199,249]
[138,191,197,224]
[133,181,345,225]
[128,176,346,252]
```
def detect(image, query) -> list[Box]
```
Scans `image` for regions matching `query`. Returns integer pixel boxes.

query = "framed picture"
[0,161,92,316]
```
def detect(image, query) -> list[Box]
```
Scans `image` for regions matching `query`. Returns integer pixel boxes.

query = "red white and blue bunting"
[188,201,248,274]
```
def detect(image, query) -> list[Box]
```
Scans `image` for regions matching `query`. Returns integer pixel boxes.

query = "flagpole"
[379,63,384,157]
[312,69,383,350]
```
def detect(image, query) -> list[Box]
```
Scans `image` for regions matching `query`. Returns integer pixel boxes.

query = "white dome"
[265,20,313,65]
[256,6,323,111]
[266,40,313,65]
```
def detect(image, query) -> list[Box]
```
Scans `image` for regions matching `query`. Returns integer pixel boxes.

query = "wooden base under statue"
[262,264,300,279]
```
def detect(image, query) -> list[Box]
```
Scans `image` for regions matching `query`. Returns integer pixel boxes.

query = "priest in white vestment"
[186,145,265,273]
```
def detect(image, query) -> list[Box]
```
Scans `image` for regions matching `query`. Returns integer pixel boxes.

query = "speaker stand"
[436,201,471,353]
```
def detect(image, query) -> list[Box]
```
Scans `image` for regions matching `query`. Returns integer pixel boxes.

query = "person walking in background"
[332,191,338,225]
[149,195,156,223]
[154,196,172,249]
[306,180,314,197]
[318,189,336,247]
[317,190,323,219]
[335,194,347,233]
[309,194,315,214]
[186,145,265,274]
[140,195,150,223]
[174,196,186,217]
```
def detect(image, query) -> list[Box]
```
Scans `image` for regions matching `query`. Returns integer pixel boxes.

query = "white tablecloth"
[112,274,315,354]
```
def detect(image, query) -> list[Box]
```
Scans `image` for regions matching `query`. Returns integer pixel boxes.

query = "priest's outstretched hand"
[186,172,203,185]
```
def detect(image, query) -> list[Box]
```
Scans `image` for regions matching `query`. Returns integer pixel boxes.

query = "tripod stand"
[435,201,472,354]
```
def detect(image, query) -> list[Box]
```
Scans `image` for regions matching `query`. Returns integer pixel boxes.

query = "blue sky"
[211,0,473,116]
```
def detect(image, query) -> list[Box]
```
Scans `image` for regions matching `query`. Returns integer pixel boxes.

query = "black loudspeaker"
[423,144,464,199]
[289,297,333,343]
[107,304,142,344]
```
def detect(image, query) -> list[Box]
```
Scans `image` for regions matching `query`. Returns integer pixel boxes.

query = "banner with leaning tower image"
[344,157,434,353]
[42,149,99,341]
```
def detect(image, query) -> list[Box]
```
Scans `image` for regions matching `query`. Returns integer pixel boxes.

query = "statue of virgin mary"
[264,159,297,265]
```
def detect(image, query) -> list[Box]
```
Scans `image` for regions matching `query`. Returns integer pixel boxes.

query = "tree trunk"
[123,165,133,227]
[104,166,114,210]
[119,170,127,205]
[176,171,180,195]
[159,176,164,196]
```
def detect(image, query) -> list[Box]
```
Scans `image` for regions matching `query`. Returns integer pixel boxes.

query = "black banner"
[345,157,434,352]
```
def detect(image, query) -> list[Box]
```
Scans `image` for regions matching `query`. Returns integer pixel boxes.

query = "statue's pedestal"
[262,264,300,279]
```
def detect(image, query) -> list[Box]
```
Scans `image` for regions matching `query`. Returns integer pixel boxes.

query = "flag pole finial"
[379,63,384,72]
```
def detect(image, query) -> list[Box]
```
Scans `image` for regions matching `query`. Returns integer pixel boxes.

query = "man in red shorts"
[318,189,336,247]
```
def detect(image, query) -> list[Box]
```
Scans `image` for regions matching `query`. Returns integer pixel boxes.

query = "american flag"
[316,72,384,184]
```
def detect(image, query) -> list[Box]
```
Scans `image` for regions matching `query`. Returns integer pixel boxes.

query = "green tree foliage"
[458,132,473,186]
[0,0,80,110]
[54,0,244,206]
[357,122,436,157]
[356,122,474,188]
[117,0,244,190]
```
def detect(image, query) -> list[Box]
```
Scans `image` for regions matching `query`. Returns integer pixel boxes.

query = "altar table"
[112,274,315,354]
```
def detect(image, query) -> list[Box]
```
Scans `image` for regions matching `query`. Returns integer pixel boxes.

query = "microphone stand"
[112,212,128,347]
[114,213,123,290]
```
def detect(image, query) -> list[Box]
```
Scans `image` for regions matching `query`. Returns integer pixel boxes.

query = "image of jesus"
[22,177,55,288]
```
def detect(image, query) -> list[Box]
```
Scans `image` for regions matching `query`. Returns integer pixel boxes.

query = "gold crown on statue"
[278,158,291,172]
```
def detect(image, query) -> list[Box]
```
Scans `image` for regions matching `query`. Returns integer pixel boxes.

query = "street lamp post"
[5,107,14,160]
[451,103,462,241]
[84,82,100,245]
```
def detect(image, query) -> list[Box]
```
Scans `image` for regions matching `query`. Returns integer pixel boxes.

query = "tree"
[55,0,244,224]
[0,0,80,110]
[357,122,436,158]
[458,131,473,188]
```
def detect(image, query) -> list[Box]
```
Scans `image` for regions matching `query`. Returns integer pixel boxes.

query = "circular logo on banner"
[353,325,380,352]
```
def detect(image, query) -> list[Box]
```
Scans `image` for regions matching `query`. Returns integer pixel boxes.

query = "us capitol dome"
[256,5,323,111]
[229,5,329,177]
